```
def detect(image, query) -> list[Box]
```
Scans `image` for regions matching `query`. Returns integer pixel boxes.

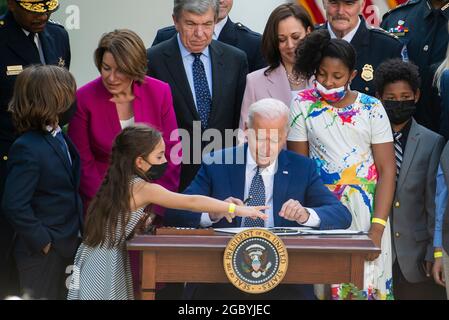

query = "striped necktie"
[394,132,403,179]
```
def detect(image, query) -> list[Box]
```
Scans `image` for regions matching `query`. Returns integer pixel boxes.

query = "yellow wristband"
[228,203,236,214]
[371,218,387,227]
[434,251,443,259]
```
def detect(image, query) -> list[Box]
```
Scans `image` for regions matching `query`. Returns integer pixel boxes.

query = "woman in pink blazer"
[239,4,314,138]
[68,29,181,221]
[68,29,181,294]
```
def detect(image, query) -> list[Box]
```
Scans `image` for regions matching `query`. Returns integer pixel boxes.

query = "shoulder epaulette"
[48,19,64,28]
[370,25,401,40]
[235,22,261,37]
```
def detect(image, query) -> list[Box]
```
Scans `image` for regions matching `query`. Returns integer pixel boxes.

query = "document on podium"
[214,227,368,236]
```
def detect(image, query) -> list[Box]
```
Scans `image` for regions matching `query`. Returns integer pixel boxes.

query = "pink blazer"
[68,76,181,216]
[239,65,292,132]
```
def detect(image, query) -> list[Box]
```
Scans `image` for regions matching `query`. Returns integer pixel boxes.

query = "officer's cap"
[15,0,59,14]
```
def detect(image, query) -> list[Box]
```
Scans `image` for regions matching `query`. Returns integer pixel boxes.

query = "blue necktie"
[242,167,266,228]
[192,53,211,129]
[55,131,72,165]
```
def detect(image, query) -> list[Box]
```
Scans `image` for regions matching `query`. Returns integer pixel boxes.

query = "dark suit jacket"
[0,12,71,262]
[165,145,352,229]
[152,17,265,73]
[2,130,82,259]
[147,36,248,191]
[391,119,445,283]
[319,17,403,97]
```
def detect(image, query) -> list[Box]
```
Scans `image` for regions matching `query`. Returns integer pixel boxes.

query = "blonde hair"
[8,65,76,134]
[94,29,147,83]
[433,22,449,94]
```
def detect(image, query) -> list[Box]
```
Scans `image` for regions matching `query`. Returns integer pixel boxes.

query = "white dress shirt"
[213,16,228,40]
[46,126,71,165]
[23,29,46,64]
[177,34,213,109]
[327,17,361,43]
[200,148,321,228]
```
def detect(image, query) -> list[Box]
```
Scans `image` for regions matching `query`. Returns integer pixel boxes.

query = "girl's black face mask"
[383,100,416,125]
[144,161,168,181]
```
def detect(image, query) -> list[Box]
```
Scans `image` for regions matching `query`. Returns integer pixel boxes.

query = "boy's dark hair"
[294,29,356,79]
[374,58,421,96]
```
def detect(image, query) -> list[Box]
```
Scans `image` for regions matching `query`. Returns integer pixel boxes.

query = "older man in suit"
[152,0,265,73]
[165,98,352,299]
[375,59,446,299]
[147,0,248,192]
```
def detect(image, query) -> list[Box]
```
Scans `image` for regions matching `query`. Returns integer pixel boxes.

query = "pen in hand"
[243,196,253,205]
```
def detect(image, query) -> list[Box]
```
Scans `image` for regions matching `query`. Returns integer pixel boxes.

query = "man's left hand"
[278,199,309,224]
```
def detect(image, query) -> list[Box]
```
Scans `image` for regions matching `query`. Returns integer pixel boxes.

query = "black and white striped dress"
[67,177,146,300]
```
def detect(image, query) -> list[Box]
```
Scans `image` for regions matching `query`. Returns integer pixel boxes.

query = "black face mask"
[383,100,416,125]
[59,101,77,127]
[144,161,168,181]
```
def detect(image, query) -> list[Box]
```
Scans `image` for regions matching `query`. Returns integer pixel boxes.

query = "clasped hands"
[209,197,310,224]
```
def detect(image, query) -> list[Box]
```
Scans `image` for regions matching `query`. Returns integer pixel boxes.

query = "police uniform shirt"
[381,0,449,132]
[382,0,449,75]
[318,16,404,97]
[22,29,46,64]
[0,11,70,142]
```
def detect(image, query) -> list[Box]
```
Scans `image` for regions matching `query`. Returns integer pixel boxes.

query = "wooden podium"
[127,232,379,300]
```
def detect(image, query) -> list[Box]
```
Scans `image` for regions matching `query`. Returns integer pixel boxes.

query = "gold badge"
[223,228,288,294]
[361,64,374,82]
[6,65,23,76]
[58,57,65,68]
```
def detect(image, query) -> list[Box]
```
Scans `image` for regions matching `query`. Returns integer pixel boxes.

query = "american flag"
[296,0,408,26]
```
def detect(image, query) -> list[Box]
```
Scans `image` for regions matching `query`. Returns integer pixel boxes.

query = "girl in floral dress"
[287,30,396,300]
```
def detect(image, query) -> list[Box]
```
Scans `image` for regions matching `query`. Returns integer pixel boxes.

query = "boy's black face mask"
[383,100,416,125]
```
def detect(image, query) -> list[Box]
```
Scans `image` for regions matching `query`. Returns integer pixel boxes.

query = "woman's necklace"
[286,71,305,88]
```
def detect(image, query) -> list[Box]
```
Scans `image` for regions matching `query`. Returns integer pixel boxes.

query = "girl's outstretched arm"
[132,181,268,223]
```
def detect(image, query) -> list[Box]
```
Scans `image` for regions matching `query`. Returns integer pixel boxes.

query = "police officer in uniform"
[318,0,404,97]
[0,0,71,298]
[152,0,266,73]
[381,0,449,134]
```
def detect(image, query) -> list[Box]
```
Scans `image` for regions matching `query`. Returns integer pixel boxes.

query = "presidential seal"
[223,228,288,294]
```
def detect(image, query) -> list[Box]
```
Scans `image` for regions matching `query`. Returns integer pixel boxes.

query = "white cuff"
[200,213,213,227]
[298,208,321,228]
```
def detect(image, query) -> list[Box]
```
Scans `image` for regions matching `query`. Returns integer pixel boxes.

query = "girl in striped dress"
[67,125,267,300]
